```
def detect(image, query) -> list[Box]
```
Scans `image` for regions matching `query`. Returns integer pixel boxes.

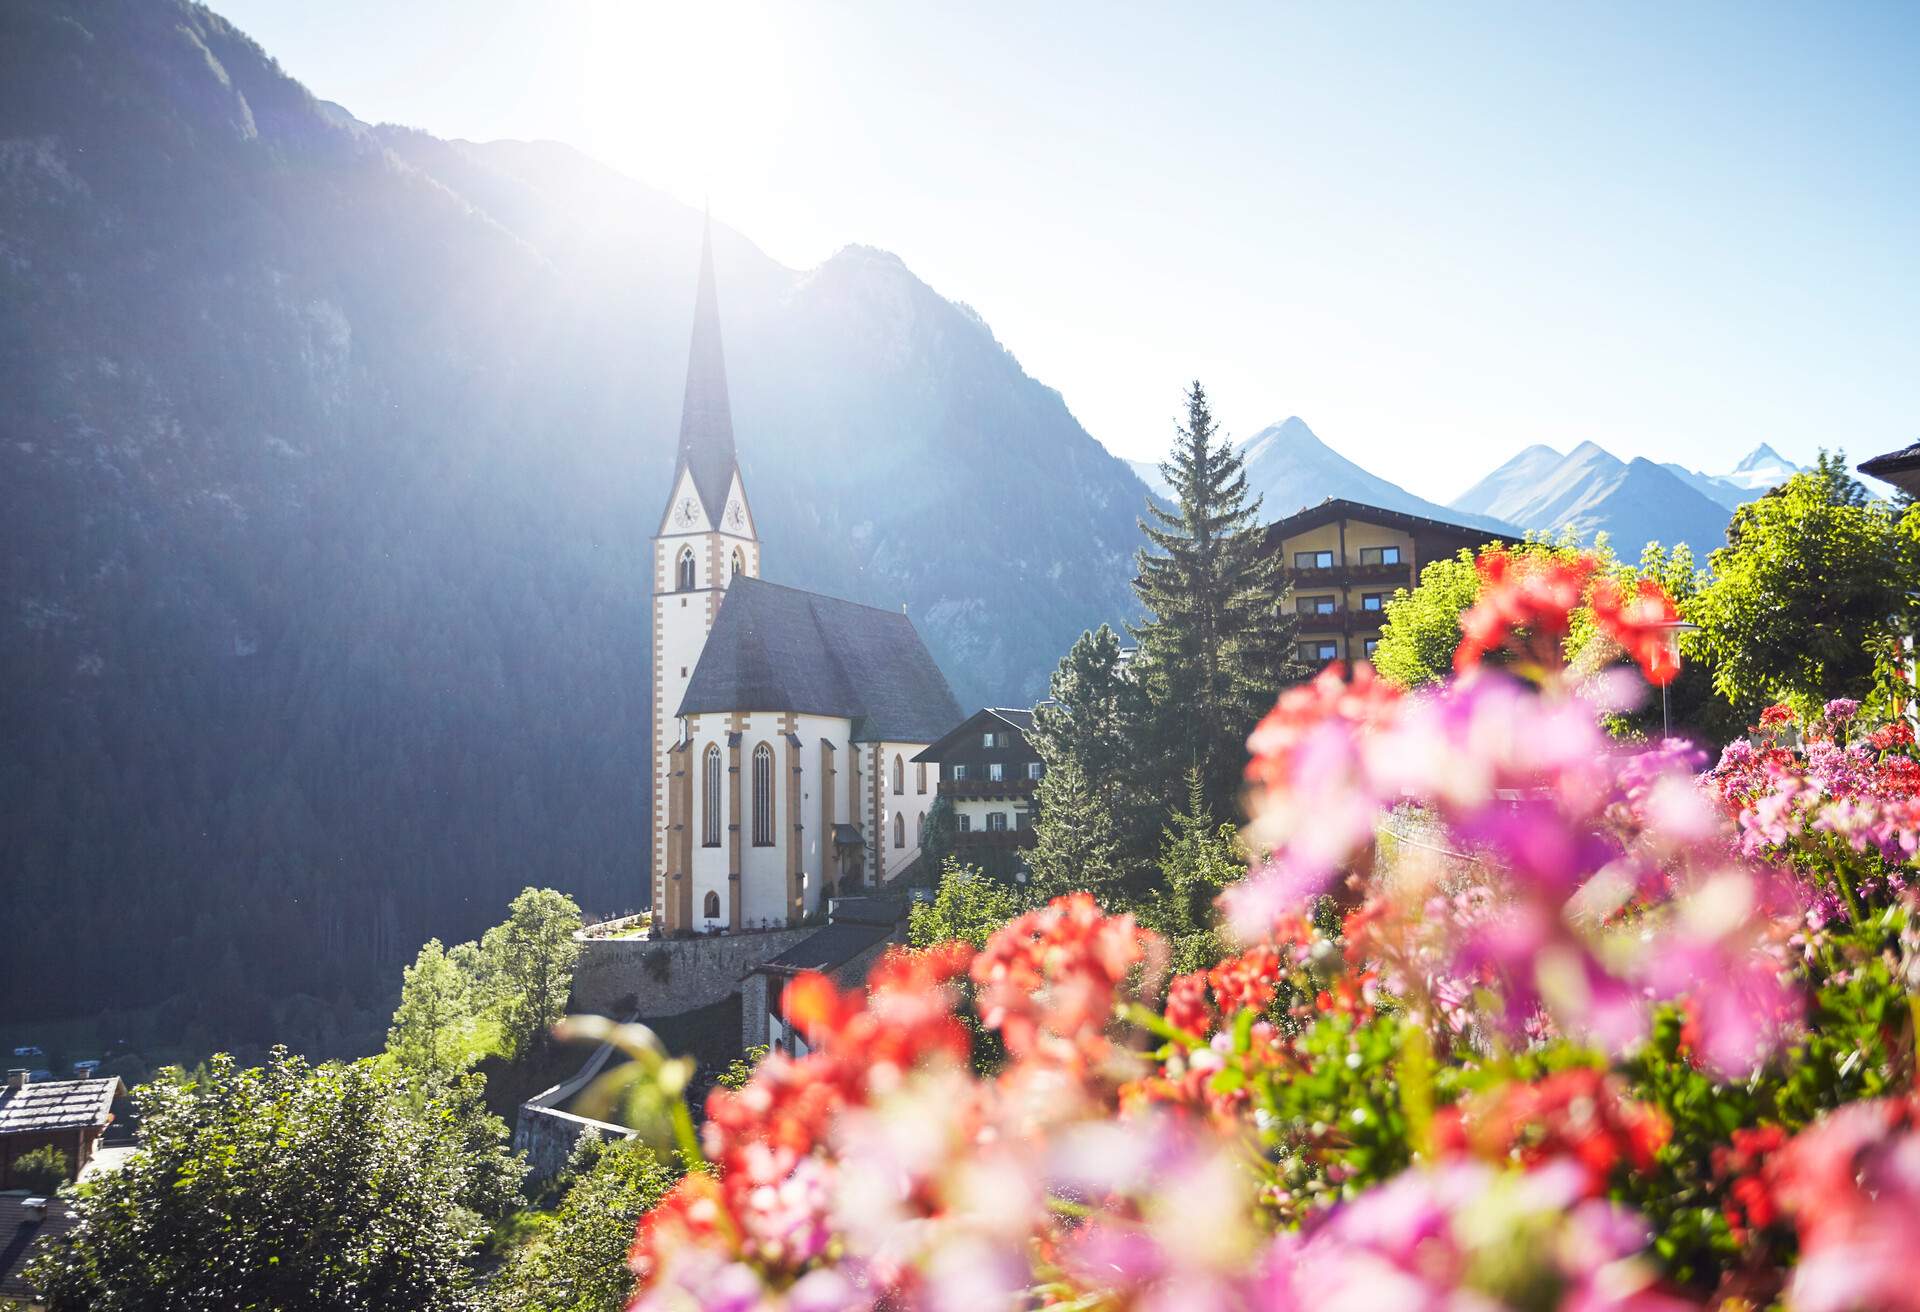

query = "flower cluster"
[618,548,1920,1311]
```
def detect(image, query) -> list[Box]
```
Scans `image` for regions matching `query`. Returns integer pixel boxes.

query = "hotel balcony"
[954,828,1036,850]
[1294,608,1387,635]
[938,777,1039,802]
[1283,561,1415,588]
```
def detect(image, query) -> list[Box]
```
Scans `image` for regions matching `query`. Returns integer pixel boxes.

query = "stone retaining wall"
[569,927,816,1018]
[513,1104,636,1183]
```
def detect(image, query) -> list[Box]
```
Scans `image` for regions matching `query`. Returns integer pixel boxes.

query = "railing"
[940,778,1039,801]
[1283,561,1414,588]
[1293,609,1388,634]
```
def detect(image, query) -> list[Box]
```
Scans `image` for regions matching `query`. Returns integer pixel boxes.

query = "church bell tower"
[651,215,759,929]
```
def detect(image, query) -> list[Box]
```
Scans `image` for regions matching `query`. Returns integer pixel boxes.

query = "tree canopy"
[30,1050,521,1311]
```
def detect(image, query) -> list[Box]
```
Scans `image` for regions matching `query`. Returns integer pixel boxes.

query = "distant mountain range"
[1131,421,1804,559]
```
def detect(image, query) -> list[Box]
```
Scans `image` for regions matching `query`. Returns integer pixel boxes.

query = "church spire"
[674,210,738,521]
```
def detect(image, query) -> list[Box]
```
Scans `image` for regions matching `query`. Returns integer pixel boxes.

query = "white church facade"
[650,221,962,935]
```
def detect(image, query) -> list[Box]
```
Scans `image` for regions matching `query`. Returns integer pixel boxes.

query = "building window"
[982,731,999,748]
[987,812,1008,832]
[916,762,927,794]
[952,764,968,782]
[1299,641,1340,663]
[1299,595,1337,615]
[1359,545,1402,566]
[730,547,744,583]
[1027,761,1043,781]
[958,813,972,832]
[894,811,905,848]
[1361,592,1386,611]
[677,547,697,592]
[703,891,720,920]
[702,744,722,847]
[1016,809,1031,830]
[1294,550,1335,570]
[892,755,904,794]
[916,813,926,845]
[752,743,774,847]
[1364,638,1381,658]
[988,762,1005,782]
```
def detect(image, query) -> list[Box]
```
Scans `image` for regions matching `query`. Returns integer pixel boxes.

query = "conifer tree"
[1138,768,1243,973]
[1133,382,1300,819]
[1024,755,1131,904]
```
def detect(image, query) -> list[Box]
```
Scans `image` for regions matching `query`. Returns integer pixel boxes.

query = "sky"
[219,0,1919,501]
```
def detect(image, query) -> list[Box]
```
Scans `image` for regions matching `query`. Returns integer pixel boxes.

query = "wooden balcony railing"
[940,778,1039,802]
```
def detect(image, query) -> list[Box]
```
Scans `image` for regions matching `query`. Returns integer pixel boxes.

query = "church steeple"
[672,211,739,523]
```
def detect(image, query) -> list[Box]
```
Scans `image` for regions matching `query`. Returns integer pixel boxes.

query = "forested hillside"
[0,0,1145,1039]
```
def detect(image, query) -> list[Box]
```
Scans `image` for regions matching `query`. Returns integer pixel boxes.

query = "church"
[649,220,963,934]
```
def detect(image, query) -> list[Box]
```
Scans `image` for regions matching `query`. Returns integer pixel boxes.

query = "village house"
[912,707,1043,879]
[1264,498,1496,667]
[0,1070,123,1189]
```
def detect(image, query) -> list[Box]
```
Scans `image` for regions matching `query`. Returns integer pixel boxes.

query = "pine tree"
[1133,381,1300,819]
[1025,755,1131,904]
[1138,768,1243,973]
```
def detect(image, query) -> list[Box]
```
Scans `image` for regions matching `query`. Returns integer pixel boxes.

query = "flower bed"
[612,551,1920,1311]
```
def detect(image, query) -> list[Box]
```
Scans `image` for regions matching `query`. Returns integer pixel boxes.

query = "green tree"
[386,937,480,1082]
[1692,453,1920,719]
[29,1050,522,1311]
[918,794,958,876]
[1025,756,1132,904]
[480,888,584,1061]
[11,1143,68,1193]
[909,861,1025,950]
[1137,769,1243,973]
[1132,382,1301,819]
[1028,624,1156,886]
[487,1135,677,1312]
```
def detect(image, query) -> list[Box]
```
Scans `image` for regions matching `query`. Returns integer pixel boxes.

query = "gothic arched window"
[677,547,697,592]
[752,743,774,847]
[916,762,927,794]
[893,811,905,848]
[891,755,904,795]
[702,744,722,847]
[916,812,925,846]
[703,891,720,920]
[730,547,744,584]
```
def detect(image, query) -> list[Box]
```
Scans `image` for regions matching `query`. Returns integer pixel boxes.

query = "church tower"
[652,216,759,930]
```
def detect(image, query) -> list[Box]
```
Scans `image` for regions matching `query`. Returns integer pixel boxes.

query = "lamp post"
[1650,620,1700,739]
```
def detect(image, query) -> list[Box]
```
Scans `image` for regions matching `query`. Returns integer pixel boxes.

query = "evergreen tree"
[1132,382,1300,820]
[1025,756,1131,904]
[1137,768,1243,973]
[1028,624,1155,874]
[918,794,959,877]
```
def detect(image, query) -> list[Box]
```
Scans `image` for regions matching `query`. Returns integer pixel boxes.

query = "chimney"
[23,1197,47,1220]
[6,1068,28,1090]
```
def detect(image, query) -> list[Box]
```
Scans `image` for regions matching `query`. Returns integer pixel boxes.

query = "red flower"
[1163,970,1214,1037]
[1757,703,1796,730]
[1870,721,1916,752]
[970,893,1151,1068]
[1206,945,1282,1015]
[1431,1068,1671,1197]
[1453,550,1600,675]
[1245,662,1400,791]
[1588,576,1684,686]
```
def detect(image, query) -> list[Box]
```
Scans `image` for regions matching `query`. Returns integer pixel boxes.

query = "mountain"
[1452,442,1735,556]
[0,0,1147,1035]
[1228,417,1515,533]
[1660,444,1807,511]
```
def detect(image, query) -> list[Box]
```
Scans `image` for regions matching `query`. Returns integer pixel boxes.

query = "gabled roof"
[678,577,962,743]
[754,921,895,977]
[1860,443,1920,497]
[912,706,1037,762]
[0,1195,79,1302]
[1263,497,1500,550]
[672,213,739,522]
[0,1077,121,1137]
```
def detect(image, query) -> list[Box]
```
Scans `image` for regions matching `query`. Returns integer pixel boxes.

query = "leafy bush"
[10,1143,68,1193]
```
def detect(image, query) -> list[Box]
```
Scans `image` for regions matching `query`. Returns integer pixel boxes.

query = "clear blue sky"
[219,0,1918,500]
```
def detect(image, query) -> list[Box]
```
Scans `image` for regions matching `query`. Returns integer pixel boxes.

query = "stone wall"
[513,1104,636,1184]
[740,931,899,1052]
[569,927,816,1018]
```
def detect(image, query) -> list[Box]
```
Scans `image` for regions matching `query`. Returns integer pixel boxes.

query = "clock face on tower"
[674,496,698,528]
[725,500,746,531]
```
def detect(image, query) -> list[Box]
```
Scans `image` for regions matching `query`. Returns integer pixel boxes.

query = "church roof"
[678,577,963,744]
[673,213,739,522]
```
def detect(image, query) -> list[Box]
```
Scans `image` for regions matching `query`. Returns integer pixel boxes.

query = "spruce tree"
[1024,755,1130,905]
[1133,381,1300,820]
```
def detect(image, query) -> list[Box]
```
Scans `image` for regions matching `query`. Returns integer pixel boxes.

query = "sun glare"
[575,0,790,203]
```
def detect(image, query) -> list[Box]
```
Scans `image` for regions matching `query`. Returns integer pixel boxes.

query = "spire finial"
[674,211,736,520]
